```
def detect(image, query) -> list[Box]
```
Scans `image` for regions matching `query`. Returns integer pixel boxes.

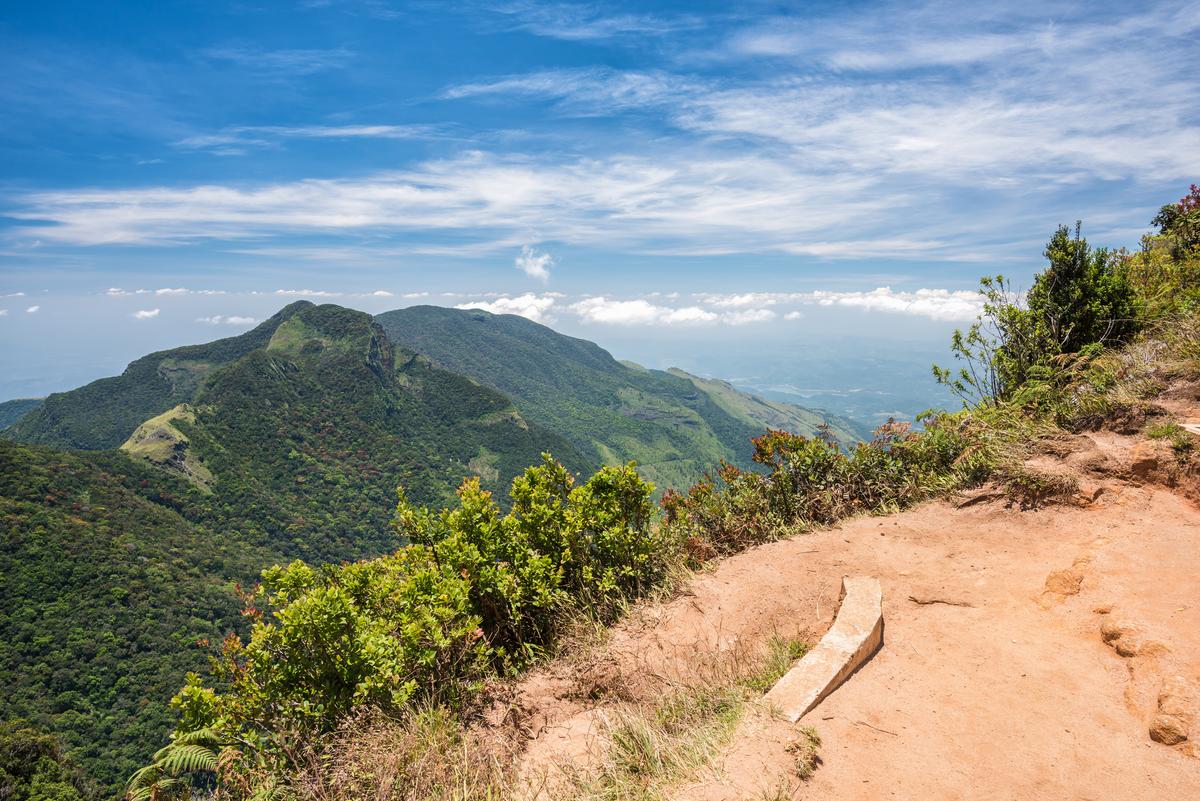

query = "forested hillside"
[0,440,275,796]
[0,398,42,430]
[6,303,587,560]
[377,306,861,489]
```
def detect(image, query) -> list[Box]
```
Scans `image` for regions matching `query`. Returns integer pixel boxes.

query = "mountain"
[665,368,867,444]
[377,306,863,489]
[2,301,858,796]
[7,302,312,450]
[0,398,42,430]
[6,302,587,561]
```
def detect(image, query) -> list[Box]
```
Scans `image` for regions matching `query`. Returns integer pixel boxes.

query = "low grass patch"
[554,636,810,801]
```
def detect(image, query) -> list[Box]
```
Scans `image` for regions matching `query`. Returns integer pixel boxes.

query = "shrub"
[662,417,989,551]
[148,456,657,792]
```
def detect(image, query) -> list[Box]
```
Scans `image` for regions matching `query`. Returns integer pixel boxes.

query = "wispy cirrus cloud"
[6,1,1197,273]
[174,124,440,154]
[200,46,354,76]
[481,1,705,41]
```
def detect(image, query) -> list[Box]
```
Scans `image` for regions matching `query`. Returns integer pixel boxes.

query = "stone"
[1150,714,1189,745]
[763,576,883,722]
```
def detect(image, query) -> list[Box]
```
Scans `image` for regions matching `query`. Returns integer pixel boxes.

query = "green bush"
[661,418,989,553]
[935,223,1140,408]
[150,456,656,789]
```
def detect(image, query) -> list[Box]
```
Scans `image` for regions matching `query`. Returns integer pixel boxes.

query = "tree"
[1152,184,1200,260]
[1028,222,1139,353]
[933,276,1042,406]
[935,223,1140,408]
[0,720,90,801]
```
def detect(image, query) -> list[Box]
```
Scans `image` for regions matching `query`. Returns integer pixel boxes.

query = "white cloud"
[275,288,341,297]
[371,290,394,297]
[174,124,437,153]
[455,293,557,322]
[201,46,354,76]
[0,309,8,316]
[784,310,804,320]
[132,308,159,319]
[800,288,982,321]
[570,297,718,326]
[402,291,430,299]
[155,287,188,295]
[105,287,129,296]
[197,315,257,325]
[2,292,26,298]
[7,2,1197,267]
[515,244,554,282]
[694,292,782,308]
[25,305,40,314]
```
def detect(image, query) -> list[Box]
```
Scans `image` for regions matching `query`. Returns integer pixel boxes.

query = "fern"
[126,730,222,801]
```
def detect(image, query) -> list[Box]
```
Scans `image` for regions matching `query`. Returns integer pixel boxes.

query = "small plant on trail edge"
[787,726,823,781]
[1146,422,1196,458]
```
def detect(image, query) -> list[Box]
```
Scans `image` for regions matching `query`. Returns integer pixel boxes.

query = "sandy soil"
[497,417,1200,800]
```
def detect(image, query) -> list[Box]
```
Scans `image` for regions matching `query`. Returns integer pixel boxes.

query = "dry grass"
[544,636,810,801]
[285,635,812,801]
[285,706,517,801]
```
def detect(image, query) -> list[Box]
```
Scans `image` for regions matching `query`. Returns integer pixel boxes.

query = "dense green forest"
[0,303,587,797]
[0,440,276,796]
[377,306,862,489]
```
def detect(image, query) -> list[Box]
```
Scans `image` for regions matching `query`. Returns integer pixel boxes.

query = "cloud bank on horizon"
[0,0,1198,394]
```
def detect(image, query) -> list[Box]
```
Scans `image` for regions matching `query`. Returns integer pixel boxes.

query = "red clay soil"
[499,419,1200,801]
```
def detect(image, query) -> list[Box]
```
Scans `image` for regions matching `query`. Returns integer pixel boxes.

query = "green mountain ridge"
[7,302,313,450]
[0,398,43,430]
[665,368,867,444]
[376,305,864,489]
[7,303,588,560]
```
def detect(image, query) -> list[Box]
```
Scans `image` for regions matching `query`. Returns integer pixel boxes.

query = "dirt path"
[503,422,1200,800]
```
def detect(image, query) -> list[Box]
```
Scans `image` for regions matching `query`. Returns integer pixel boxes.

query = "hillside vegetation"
[0,440,275,796]
[122,186,1200,801]
[377,306,861,489]
[0,304,587,797]
[0,398,43,430]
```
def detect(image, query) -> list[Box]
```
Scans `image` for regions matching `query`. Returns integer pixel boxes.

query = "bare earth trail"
[501,415,1200,800]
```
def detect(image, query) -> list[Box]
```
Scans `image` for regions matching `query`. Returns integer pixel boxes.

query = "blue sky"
[1,0,1198,408]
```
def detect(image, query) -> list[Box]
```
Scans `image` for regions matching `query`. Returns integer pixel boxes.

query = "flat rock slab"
[763,575,883,722]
